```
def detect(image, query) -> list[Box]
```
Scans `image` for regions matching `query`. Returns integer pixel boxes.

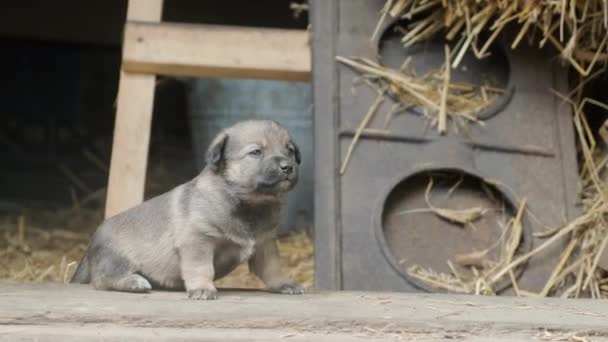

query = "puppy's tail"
[70,253,91,284]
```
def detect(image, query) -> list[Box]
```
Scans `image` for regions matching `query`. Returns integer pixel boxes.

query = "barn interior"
[2,1,608,340]
[0,0,313,288]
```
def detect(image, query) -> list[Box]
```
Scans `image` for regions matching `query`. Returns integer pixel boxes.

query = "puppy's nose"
[279,160,294,174]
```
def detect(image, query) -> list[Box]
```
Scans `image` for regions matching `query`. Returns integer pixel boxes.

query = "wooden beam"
[311,0,340,291]
[126,0,164,21]
[4,284,608,341]
[122,22,311,81]
[104,0,163,218]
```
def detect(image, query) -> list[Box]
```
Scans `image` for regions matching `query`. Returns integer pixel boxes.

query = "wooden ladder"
[105,0,311,218]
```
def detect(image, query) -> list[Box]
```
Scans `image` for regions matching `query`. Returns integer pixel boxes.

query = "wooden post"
[104,0,163,218]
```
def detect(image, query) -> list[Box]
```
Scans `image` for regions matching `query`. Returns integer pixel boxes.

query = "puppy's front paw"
[269,283,304,295]
[187,288,218,300]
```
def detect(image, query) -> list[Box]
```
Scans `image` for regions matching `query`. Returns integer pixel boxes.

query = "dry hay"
[0,209,99,283]
[335,54,499,133]
[374,0,608,76]
[216,232,314,289]
[335,57,503,174]
[0,204,314,289]
[338,0,608,297]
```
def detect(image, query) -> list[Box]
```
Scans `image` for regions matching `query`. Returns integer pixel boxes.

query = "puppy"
[71,120,304,300]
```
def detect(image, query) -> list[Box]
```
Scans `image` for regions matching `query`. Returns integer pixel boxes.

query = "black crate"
[311,0,580,294]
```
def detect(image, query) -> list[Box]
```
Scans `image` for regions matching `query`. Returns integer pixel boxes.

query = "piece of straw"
[439,45,451,134]
[424,178,487,225]
[339,93,385,175]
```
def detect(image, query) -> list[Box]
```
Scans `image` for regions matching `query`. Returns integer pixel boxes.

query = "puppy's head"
[205,120,301,200]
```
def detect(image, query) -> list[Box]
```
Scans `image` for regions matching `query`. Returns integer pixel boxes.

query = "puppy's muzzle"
[256,156,297,192]
[279,159,294,175]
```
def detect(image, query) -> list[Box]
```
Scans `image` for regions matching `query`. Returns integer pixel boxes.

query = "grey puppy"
[70,120,304,300]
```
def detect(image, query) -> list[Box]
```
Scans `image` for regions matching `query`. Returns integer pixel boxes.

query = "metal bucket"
[186,78,313,234]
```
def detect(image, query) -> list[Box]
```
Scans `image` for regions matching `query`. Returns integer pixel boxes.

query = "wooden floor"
[1,283,608,341]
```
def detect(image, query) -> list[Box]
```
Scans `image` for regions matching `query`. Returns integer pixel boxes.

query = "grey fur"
[70,120,304,299]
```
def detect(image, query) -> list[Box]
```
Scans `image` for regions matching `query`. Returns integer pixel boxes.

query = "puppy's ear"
[293,142,301,165]
[206,133,229,172]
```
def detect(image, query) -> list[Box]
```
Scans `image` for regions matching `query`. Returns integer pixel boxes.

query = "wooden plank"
[126,0,163,21]
[122,22,311,81]
[2,283,608,341]
[0,326,386,342]
[104,0,163,218]
[311,0,341,290]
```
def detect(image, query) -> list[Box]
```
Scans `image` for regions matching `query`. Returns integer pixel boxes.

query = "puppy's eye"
[287,145,295,153]
[249,149,262,156]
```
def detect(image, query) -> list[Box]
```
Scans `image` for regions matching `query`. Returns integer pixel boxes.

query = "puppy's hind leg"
[93,273,152,293]
[89,249,152,293]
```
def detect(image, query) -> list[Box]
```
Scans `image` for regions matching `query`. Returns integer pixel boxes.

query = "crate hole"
[378,23,511,120]
[378,169,529,293]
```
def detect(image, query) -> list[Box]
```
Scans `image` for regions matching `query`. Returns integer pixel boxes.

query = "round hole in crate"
[377,22,513,120]
[374,169,531,293]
